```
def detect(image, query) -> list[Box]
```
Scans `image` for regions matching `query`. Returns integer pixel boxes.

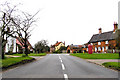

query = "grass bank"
[102,62,120,71]
[0,57,35,69]
[70,53,119,59]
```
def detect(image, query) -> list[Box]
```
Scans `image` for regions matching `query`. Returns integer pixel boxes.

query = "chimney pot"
[56,41,58,43]
[99,28,102,34]
[113,22,118,32]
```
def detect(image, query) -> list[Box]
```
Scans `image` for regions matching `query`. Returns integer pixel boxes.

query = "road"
[2,54,119,80]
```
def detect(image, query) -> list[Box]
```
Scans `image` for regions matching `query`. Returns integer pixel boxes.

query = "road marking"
[61,63,65,70]
[58,56,68,80]
[60,59,63,63]
[64,74,68,80]
[59,56,61,60]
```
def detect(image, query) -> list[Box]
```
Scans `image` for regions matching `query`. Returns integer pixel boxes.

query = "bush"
[73,51,76,53]
[22,54,27,57]
[53,50,62,53]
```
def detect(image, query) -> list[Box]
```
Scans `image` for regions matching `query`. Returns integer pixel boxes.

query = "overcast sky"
[1,0,120,47]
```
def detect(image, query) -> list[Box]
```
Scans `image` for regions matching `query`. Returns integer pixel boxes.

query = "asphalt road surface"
[2,54,119,80]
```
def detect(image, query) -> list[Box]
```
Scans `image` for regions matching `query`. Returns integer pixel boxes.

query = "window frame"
[98,42,101,45]
[105,41,109,44]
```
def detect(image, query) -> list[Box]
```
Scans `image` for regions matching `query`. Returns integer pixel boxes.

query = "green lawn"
[0,57,34,68]
[7,53,47,57]
[70,53,119,59]
[102,62,120,71]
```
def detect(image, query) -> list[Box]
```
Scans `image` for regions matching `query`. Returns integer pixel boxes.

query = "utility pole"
[0,27,2,59]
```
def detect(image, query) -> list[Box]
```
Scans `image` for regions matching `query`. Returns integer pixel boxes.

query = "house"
[50,41,65,53]
[16,37,33,53]
[5,37,16,53]
[82,43,88,53]
[67,44,82,53]
[50,45,55,53]
[88,22,118,53]
[5,37,33,54]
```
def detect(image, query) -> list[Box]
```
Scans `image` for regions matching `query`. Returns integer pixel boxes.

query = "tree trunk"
[1,39,7,59]
[2,50,5,59]
[2,43,6,59]
[24,33,28,56]
[0,36,2,59]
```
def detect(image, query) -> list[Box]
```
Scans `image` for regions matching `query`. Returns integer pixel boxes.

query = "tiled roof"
[55,42,62,46]
[69,45,82,49]
[16,37,33,49]
[89,31,115,43]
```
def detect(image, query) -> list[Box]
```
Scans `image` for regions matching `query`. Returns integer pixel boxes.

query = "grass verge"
[70,53,119,59]
[7,53,47,57]
[0,57,35,69]
[102,62,120,71]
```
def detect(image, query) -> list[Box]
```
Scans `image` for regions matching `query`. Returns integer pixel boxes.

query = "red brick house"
[86,22,118,53]
[67,44,82,53]
[82,43,88,53]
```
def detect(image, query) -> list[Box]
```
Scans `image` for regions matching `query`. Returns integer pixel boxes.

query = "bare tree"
[0,2,18,59]
[0,2,39,58]
[12,11,39,56]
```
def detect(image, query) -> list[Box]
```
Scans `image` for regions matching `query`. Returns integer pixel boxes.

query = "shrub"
[73,51,76,53]
[22,54,27,57]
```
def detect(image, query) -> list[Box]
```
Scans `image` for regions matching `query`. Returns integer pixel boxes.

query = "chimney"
[98,28,102,34]
[56,41,58,43]
[113,22,118,32]
[64,41,65,45]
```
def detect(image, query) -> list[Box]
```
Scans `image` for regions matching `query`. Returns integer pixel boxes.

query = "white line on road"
[59,56,61,60]
[58,56,68,80]
[61,63,65,70]
[60,59,63,63]
[64,74,68,80]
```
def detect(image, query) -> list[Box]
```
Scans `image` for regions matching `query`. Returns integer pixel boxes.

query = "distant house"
[50,41,65,53]
[88,22,118,53]
[67,44,82,53]
[50,45,55,53]
[82,43,88,53]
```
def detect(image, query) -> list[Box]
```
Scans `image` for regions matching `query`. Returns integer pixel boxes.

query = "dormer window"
[98,42,101,45]
[91,43,93,45]
[105,41,108,44]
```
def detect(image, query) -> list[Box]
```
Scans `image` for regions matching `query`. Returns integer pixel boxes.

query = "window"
[98,47,101,51]
[105,41,108,44]
[91,43,93,45]
[95,47,97,52]
[106,46,108,50]
[98,42,101,45]
[102,47,104,52]
[87,48,88,51]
